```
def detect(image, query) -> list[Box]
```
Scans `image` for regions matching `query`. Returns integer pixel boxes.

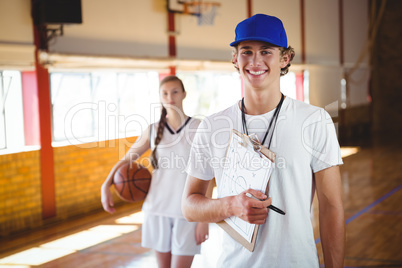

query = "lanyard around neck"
[241,93,284,148]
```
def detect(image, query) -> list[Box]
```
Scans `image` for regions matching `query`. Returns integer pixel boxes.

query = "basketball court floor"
[0,142,401,267]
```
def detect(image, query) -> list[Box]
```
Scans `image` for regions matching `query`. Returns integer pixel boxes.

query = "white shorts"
[141,213,201,256]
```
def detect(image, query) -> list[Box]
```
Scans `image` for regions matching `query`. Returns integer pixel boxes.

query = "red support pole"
[299,0,307,103]
[169,66,176,75]
[339,0,344,66]
[247,0,252,18]
[36,60,56,219]
[32,19,56,219]
[167,11,176,75]
[300,0,306,64]
[168,12,176,58]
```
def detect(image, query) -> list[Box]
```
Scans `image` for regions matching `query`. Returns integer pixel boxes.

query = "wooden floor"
[0,142,401,268]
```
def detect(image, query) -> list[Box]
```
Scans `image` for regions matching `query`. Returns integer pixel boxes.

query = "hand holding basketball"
[101,184,116,214]
[113,162,152,202]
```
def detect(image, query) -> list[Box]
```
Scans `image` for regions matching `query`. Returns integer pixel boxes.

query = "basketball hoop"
[183,1,221,26]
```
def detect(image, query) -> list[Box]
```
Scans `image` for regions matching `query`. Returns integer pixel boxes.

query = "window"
[50,70,244,145]
[50,71,160,145]
[0,70,24,151]
[51,72,93,142]
[178,71,242,117]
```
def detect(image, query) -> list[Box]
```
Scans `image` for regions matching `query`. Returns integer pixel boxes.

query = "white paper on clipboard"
[217,129,276,246]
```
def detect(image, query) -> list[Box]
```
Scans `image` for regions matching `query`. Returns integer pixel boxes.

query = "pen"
[245,192,286,215]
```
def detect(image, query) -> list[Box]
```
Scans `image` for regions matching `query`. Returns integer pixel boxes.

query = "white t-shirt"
[186,97,343,267]
[142,117,201,219]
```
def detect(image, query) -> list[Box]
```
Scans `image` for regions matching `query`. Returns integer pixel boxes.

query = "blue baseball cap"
[230,14,288,48]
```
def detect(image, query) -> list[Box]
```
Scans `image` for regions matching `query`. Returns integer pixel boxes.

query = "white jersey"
[142,117,201,218]
[186,97,343,267]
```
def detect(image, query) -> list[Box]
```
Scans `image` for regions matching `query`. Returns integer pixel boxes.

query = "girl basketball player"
[101,75,209,268]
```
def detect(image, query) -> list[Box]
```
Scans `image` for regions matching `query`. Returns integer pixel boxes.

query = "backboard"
[167,0,201,15]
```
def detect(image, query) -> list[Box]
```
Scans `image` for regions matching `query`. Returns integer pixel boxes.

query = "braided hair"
[150,76,186,169]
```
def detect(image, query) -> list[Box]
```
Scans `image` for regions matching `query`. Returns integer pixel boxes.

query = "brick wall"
[0,137,151,237]
[0,150,42,236]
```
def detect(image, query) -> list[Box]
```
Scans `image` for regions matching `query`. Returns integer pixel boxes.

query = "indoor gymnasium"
[0,0,401,267]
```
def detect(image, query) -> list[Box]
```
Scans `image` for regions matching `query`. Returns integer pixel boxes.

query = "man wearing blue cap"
[183,14,345,267]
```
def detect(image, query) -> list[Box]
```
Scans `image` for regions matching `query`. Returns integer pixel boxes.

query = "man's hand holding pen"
[246,192,286,215]
[229,189,272,224]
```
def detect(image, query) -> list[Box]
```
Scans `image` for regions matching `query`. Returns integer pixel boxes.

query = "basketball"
[113,162,152,202]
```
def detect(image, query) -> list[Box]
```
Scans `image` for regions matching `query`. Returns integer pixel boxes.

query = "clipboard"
[216,129,276,252]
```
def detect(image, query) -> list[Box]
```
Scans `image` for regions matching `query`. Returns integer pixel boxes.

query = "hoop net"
[183,2,220,26]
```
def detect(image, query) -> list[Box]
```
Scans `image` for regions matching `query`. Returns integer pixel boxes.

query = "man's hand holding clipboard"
[217,129,281,251]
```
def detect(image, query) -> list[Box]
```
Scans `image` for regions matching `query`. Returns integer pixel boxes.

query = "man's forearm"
[182,193,233,223]
[319,207,345,268]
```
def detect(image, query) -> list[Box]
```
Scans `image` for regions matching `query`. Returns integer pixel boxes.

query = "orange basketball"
[113,162,152,202]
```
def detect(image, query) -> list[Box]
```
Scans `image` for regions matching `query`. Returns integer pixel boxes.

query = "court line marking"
[315,184,402,244]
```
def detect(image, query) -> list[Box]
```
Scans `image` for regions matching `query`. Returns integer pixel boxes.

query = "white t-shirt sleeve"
[302,108,343,173]
[186,118,215,181]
